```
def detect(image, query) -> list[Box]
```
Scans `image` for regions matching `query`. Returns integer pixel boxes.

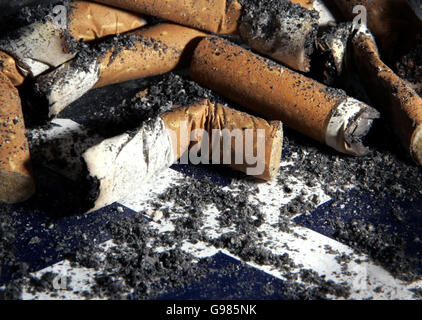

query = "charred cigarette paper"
[190,37,380,156]
[0,72,35,203]
[94,0,319,72]
[314,22,354,85]
[82,100,282,212]
[313,0,337,26]
[352,26,422,166]
[237,0,319,72]
[0,1,147,78]
[36,23,206,117]
[325,0,422,62]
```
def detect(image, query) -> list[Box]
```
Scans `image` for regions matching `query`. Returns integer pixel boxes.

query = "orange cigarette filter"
[0,72,35,203]
[68,1,147,42]
[161,99,283,181]
[94,0,243,34]
[325,0,422,62]
[95,23,206,88]
[190,37,379,156]
[352,26,422,166]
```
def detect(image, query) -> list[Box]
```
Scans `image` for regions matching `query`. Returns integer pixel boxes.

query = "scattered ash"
[395,34,422,96]
[53,176,352,300]
[69,33,140,74]
[333,220,417,282]
[0,205,27,299]
[279,121,422,282]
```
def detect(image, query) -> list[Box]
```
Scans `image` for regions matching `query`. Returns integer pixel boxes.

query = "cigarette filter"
[161,99,283,181]
[190,37,379,156]
[36,23,207,117]
[82,99,282,212]
[94,0,319,72]
[68,1,147,42]
[352,26,422,166]
[0,72,35,203]
[94,0,243,34]
[0,1,146,78]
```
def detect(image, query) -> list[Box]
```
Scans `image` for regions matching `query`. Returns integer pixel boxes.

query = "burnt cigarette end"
[326,98,380,156]
[315,22,354,84]
[81,118,174,213]
[35,59,100,118]
[238,0,319,72]
[0,20,75,78]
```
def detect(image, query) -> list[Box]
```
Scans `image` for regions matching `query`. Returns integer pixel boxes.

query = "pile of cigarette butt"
[1,0,422,300]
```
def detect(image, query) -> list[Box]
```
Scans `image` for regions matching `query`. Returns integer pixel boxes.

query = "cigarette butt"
[161,99,283,180]
[0,72,35,203]
[93,0,242,34]
[37,23,207,117]
[68,1,147,42]
[0,51,25,86]
[82,98,282,212]
[352,26,422,166]
[190,37,379,156]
